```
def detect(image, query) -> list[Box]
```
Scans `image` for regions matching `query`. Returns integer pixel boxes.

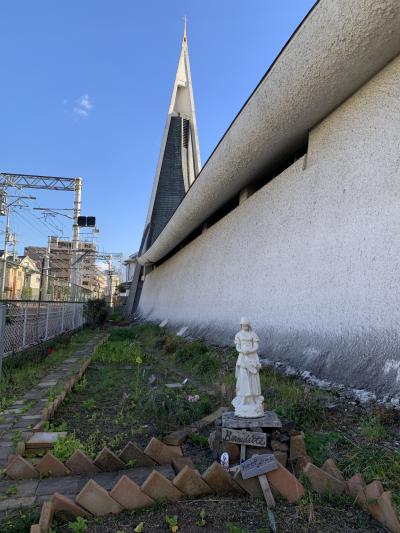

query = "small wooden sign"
[240,454,279,480]
[222,428,267,448]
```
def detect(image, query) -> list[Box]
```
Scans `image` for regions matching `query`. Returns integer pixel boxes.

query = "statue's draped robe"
[232,329,264,417]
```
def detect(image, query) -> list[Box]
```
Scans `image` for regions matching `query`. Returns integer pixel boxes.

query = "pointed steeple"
[141,19,201,252]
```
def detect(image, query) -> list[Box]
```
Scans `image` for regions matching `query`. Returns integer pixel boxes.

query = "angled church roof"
[138,0,400,266]
[140,20,201,254]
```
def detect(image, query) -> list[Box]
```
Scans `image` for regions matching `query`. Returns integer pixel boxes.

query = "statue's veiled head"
[240,316,252,332]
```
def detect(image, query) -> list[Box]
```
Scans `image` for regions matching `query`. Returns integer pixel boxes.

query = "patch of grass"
[0,506,41,533]
[262,368,326,429]
[340,445,400,495]
[6,485,17,496]
[304,431,346,466]
[43,420,67,432]
[82,399,96,410]
[0,328,95,410]
[360,415,387,442]
[139,387,212,434]
[94,340,136,364]
[187,432,209,447]
[53,433,83,462]
[73,376,88,392]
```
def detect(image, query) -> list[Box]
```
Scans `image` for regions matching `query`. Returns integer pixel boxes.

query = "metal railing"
[0,301,86,361]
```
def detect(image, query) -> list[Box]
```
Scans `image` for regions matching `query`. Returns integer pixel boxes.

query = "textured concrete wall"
[138,56,400,397]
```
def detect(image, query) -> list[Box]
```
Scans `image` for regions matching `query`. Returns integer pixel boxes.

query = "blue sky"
[0,0,314,260]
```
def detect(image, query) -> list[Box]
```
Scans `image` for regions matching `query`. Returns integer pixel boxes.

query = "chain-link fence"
[0,301,86,358]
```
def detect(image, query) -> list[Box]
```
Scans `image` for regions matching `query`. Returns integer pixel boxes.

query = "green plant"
[197,509,206,527]
[126,459,137,468]
[47,387,58,404]
[187,432,209,447]
[360,416,387,442]
[11,431,22,447]
[74,376,88,392]
[133,345,144,402]
[6,485,17,496]
[85,298,109,328]
[304,431,345,466]
[68,516,88,532]
[83,399,96,410]
[43,421,67,432]
[134,523,144,533]
[53,433,82,462]
[165,515,179,532]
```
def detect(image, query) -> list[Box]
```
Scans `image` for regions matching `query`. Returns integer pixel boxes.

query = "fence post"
[0,305,6,380]
[61,304,65,333]
[45,305,50,340]
[22,307,28,348]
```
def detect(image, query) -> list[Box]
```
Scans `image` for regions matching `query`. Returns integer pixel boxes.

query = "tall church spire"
[142,20,201,252]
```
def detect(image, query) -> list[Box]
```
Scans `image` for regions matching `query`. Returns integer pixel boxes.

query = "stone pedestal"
[222,411,282,430]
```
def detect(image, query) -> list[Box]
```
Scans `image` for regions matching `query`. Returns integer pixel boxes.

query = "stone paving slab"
[0,333,106,470]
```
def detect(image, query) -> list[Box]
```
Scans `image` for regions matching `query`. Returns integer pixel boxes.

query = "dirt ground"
[53,496,384,532]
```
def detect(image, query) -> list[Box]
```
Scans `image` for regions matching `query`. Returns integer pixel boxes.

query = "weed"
[126,459,137,468]
[197,509,206,527]
[68,516,88,532]
[74,376,87,392]
[360,416,387,442]
[304,431,345,466]
[0,506,40,533]
[11,431,22,447]
[187,432,209,447]
[134,523,144,533]
[47,387,58,404]
[165,514,179,532]
[43,421,67,432]
[83,399,96,410]
[53,433,82,462]
[6,485,17,496]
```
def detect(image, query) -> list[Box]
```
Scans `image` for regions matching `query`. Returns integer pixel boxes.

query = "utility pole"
[71,178,82,300]
[0,209,11,299]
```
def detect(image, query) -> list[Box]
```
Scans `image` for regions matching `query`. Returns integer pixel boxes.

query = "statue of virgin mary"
[232,317,264,418]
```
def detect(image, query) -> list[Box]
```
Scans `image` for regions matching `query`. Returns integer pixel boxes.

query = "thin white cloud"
[73,94,93,118]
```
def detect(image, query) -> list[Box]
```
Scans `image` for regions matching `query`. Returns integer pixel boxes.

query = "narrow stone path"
[0,333,106,470]
[0,465,174,514]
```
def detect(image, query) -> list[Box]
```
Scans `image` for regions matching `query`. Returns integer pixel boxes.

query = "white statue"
[232,317,264,418]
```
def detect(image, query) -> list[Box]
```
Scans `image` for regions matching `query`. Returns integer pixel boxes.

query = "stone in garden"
[303,463,345,496]
[289,433,307,460]
[39,501,54,532]
[273,451,288,467]
[51,492,92,519]
[94,447,126,471]
[266,464,305,503]
[165,383,183,389]
[232,318,264,418]
[202,462,243,495]
[232,467,263,498]
[271,439,288,452]
[119,442,156,468]
[26,432,67,450]
[292,454,312,476]
[66,449,100,475]
[144,437,182,464]
[36,452,71,477]
[75,479,123,515]
[173,465,213,497]
[370,491,400,533]
[346,473,366,500]
[110,475,154,510]
[6,455,39,480]
[141,470,183,502]
[321,458,345,483]
[171,456,196,474]
[163,429,190,446]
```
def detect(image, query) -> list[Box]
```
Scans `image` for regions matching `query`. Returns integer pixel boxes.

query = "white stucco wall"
[138,55,400,397]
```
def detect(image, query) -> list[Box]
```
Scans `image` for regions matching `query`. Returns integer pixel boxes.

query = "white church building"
[128,0,400,399]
